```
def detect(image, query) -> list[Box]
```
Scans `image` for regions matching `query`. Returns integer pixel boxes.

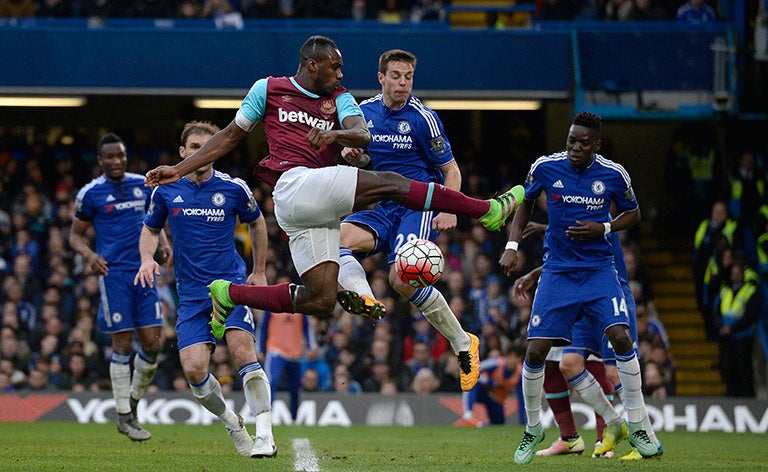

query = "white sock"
[522,360,545,428]
[411,286,470,353]
[110,351,132,415]
[240,363,273,437]
[130,348,157,401]
[615,385,659,446]
[568,369,621,424]
[615,351,646,425]
[190,372,240,429]
[461,391,473,420]
[338,248,374,296]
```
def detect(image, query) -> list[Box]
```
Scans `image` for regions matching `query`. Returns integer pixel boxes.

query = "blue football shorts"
[175,298,255,351]
[97,271,162,333]
[529,266,630,346]
[342,200,438,264]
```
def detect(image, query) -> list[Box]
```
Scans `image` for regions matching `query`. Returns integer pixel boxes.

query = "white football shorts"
[273,165,358,276]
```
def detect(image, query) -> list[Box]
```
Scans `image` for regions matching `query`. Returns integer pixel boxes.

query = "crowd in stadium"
[0,128,683,402]
[0,0,728,24]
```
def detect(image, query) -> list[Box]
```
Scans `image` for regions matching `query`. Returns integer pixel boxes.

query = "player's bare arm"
[521,221,546,240]
[500,197,534,276]
[307,115,370,150]
[432,160,461,232]
[69,219,109,275]
[566,207,641,240]
[134,226,162,288]
[145,121,248,187]
[247,216,268,286]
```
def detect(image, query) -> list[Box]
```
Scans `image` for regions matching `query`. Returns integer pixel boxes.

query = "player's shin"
[110,351,133,414]
[522,360,546,427]
[338,248,375,296]
[190,372,240,428]
[412,286,470,353]
[615,350,646,425]
[130,348,158,403]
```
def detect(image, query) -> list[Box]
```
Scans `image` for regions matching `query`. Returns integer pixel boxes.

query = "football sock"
[404,181,490,219]
[615,384,659,446]
[130,348,158,402]
[543,361,578,439]
[615,350,646,425]
[567,369,621,425]
[229,282,294,314]
[522,359,546,428]
[462,389,478,419]
[338,247,374,297]
[110,351,132,415]
[586,360,613,440]
[240,364,273,437]
[190,372,240,429]
[411,286,470,353]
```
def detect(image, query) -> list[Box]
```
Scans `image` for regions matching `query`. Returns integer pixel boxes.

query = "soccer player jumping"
[143,35,523,392]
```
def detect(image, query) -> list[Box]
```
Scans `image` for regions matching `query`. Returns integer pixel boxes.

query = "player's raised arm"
[307,114,370,150]
[145,120,249,187]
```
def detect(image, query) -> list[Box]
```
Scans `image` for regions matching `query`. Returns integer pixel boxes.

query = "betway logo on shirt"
[278,108,335,130]
[552,193,605,211]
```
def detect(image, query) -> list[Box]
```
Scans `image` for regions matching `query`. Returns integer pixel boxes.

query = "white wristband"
[603,222,612,236]
[505,241,519,251]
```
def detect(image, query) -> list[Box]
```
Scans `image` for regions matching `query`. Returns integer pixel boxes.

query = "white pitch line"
[292,438,320,472]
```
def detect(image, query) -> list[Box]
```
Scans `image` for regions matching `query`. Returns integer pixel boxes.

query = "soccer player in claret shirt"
[70,133,167,441]
[144,35,523,379]
[500,111,657,464]
[336,49,484,392]
[134,121,276,458]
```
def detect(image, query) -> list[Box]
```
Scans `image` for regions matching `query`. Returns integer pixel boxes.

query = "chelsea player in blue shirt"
[499,112,657,464]
[134,121,276,458]
[69,133,168,441]
[336,49,484,392]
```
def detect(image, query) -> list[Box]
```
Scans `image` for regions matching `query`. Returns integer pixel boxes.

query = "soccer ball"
[395,239,444,288]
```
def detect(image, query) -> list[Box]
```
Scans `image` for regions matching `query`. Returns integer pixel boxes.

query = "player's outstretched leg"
[336,290,386,320]
[514,423,545,464]
[479,185,525,231]
[457,332,480,391]
[536,436,585,456]
[209,280,235,338]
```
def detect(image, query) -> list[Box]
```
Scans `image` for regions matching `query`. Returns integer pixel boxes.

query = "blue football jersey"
[74,173,150,272]
[360,94,454,183]
[144,171,262,301]
[525,151,638,270]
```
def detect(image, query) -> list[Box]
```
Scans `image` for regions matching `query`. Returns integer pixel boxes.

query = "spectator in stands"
[176,0,203,17]
[350,0,376,20]
[713,258,762,397]
[301,347,332,392]
[60,351,100,391]
[410,367,440,394]
[377,0,403,22]
[301,367,320,392]
[409,0,445,22]
[332,364,362,393]
[727,150,766,266]
[676,0,717,22]
[25,367,53,391]
[435,351,462,392]
[201,0,233,18]
[642,361,667,398]
[0,0,35,17]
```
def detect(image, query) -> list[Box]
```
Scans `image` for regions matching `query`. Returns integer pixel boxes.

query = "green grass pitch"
[1,422,767,471]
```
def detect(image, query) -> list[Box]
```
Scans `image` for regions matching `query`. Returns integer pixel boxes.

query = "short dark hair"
[97,133,125,156]
[378,49,417,74]
[299,35,338,66]
[572,111,602,134]
[180,120,220,146]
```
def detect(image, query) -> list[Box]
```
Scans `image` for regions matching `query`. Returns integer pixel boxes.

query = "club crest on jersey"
[531,314,541,327]
[282,95,293,102]
[212,193,226,206]
[133,187,144,199]
[320,100,336,117]
[397,120,411,134]
[591,180,605,195]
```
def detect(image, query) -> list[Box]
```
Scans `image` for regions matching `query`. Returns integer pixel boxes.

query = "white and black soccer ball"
[395,239,444,288]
